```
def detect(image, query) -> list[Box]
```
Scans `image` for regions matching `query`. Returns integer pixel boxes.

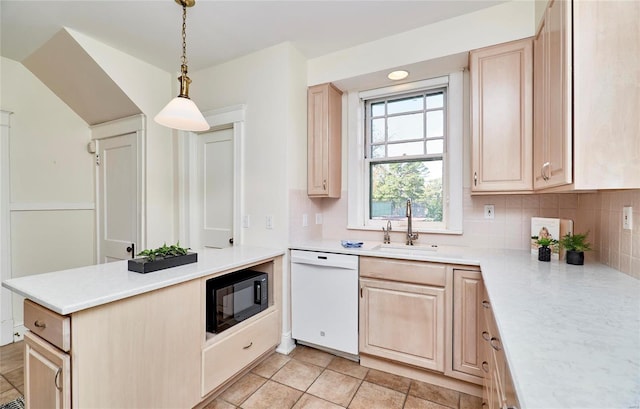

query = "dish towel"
[341,240,363,248]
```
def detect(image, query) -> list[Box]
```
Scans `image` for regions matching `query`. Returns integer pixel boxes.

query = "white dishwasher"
[291,250,359,356]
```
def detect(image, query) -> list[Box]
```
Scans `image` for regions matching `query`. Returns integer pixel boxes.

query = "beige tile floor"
[0,341,23,405]
[204,345,482,409]
[0,342,482,409]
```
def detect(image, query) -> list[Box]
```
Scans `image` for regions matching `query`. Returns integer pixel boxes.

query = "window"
[366,90,446,225]
[347,73,463,234]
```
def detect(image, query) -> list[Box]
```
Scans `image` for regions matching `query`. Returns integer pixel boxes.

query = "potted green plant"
[536,237,553,262]
[559,232,591,265]
[128,242,197,273]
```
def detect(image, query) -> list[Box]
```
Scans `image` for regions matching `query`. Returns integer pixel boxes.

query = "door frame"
[0,110,13,345]
[178,105,245,249]
[91,114,145,262]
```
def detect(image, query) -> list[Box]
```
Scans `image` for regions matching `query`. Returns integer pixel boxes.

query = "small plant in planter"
[128,242,197,273]
[536,237,553,262]
[559,232,591,265]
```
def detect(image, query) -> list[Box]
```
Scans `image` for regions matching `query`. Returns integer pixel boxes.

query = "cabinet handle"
[34,320,46,329]
[481,300,490,309]
[542,162,550,181]
[490,337,502,351]
[360,287,363,298]
[481,361,490,373]
[474,172,478,186]
[243,342,253,350]
[54,367,62,391]
[481,331,490,341]
[323,179,327,190]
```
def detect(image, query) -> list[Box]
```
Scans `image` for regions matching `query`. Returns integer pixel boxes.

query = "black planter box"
[128,252,198,274]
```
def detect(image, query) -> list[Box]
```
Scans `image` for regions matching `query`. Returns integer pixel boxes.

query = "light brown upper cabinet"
[533,0,572,189]
[534,0,640,190]
[470,38,533,193]
[307,83,342,198]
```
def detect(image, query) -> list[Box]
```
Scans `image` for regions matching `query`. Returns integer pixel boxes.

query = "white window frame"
[347,72,463,234]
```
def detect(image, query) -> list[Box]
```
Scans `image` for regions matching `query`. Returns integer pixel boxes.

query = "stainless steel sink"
[372,243,439,253]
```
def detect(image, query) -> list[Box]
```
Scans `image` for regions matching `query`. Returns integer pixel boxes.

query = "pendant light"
[154,0,209,132]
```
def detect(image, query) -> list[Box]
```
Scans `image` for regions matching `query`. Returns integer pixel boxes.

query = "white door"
[97,133,138,262]
[198,128,234,248]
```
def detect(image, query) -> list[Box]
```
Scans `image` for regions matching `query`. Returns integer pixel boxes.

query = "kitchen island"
[291,241,640,409]
[2,245,284,409]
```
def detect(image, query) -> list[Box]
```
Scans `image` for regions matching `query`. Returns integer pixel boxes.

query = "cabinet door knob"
[481,331,490,341]
[474,172,478,186]
[482,361,490,373]
[481,300,490,309]
[490,336,502,351]
[34,320,46,329]
[323,179,327,190]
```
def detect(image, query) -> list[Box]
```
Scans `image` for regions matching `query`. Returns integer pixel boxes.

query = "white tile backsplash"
[290,187,640,279]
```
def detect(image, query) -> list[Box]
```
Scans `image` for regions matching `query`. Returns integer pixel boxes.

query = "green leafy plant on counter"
[535,237,554,247]
[559,232,592,252]
[137,242,190,262]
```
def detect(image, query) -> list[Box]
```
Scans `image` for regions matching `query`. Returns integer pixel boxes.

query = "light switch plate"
[242,215,250,228]
[484,205,495,219]
[266,215,274,229]
[315,213,323,225]
[302,214,308,227]
[623,206,633,230]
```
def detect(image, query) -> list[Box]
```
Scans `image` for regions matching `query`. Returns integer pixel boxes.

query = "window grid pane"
[365,88,446,224]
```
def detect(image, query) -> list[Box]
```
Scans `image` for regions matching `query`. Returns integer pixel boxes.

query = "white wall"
[0,56,95,328]
[307,0,535,86]
[68,28,177,249]
[191,42,307,248]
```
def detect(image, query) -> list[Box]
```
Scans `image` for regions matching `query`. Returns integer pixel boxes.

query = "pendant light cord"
[181,4,188,66]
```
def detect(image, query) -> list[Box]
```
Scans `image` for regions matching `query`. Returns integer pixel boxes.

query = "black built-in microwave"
[206,270,268,333]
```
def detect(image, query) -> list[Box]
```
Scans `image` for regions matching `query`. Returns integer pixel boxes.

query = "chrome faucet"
[406,199,419,245]
[382,220,392,244]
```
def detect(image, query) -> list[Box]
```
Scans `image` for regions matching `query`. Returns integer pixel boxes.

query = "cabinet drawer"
[202,310,279,395]
[360,256,446,287]
[24,299,70,352]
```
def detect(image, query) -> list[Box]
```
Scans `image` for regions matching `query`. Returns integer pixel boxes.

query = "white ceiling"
[1,0,508,73]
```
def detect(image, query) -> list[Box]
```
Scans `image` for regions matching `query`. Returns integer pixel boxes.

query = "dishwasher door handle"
[291,259,357,270]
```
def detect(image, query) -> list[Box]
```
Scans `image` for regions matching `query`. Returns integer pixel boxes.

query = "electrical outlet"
[242,215,250,228]
[623,206,633,230]
[484,205,495,219]
[266,215,274,229]
[302,214,308,227]
[315,213,323,225]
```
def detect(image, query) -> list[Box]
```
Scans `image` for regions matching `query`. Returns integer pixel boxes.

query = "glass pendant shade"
[154,96,209,132]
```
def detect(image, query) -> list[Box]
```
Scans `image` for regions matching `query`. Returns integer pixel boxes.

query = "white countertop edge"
[2,246,285,315]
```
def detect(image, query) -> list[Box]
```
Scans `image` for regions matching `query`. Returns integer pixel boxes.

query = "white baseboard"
[13,324,25,342]
[276,331,296,355]
[0,319,14,345]
[0,321,24,345]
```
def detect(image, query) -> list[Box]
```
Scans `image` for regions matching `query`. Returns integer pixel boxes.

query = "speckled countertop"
[290,240,640,409]
[2,245,284,315]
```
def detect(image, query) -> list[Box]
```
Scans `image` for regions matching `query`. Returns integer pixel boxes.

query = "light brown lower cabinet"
[22,256,282,409]
[360,277,446,372]
[480,288,520,409]
[359,256,484,395]
[24,331,71,409]
[450,269,484,383]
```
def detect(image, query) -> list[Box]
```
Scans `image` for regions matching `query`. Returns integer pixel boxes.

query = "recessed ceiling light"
[387,70,409,80]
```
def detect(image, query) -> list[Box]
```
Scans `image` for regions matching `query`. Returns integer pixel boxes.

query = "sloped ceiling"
[23,29,141,125]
